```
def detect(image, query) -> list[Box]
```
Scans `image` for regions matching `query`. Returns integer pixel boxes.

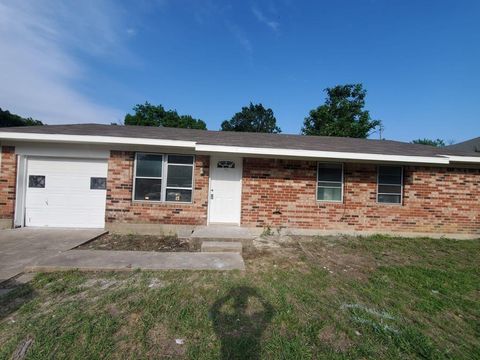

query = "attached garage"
[23,157,108,228]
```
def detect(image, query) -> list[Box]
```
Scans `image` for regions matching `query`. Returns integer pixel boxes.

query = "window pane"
[134,178,161,201]
[90,177,106,190]
[168,155,194,164]
[167,165,193,188]
[317,187,342,201]
[217,160,235,168]
[166,189,192,202]
[378,194,401,204]
[136,154,162,177]
[29,175,45,188]
[378,184,401,194]
[318,163,342,182]
[317,181,342,188]
[378,166,402,184]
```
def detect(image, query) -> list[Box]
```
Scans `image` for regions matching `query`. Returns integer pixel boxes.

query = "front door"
[208,156,243,224]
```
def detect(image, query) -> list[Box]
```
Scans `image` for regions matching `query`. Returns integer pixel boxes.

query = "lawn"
[0,235,479,359]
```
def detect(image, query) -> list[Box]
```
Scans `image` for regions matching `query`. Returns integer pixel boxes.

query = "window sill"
[316,200,344,204]
[132,200,194,205]
[376,201,403,206]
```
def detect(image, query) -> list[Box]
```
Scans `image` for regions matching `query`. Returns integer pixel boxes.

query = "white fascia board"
[0,132,196,149]
[195,144,451,164]
[443,155,480,163]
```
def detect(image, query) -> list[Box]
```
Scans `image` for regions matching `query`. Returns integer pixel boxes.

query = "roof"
[1,124,479,164]
[445,137,480,155]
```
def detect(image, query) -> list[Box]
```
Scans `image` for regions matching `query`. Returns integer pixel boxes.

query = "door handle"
[210,189,214,199]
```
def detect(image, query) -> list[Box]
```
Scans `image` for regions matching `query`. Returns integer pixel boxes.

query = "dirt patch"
[76,234,197,252]
[244,235,377,280]
[318,325,352,352]
[146,323,186,358]
[291,236,377,280]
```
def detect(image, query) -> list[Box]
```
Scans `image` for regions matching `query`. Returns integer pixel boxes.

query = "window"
[134,153,163,201]
[377,166,403,204]
[133,153,194,203]
[166,155,193,202]
[217,160,235,168]
[28,175,45,188]
[90,177,106,190]
[317,163,343,202]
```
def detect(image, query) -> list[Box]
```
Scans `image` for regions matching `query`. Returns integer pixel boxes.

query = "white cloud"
[252,6,279,32]
[0,0,128,124]
[226,22,253,54]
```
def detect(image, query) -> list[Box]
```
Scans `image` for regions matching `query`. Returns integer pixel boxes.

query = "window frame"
[316,162,344,203]
[132,152,194,204]
[165,154,195,203]
[376,165,403,205]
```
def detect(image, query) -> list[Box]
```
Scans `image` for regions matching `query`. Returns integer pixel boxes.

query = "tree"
[411,138,446,147]
[124,102,207,130]
[221,103,281,133]
[301,84,381,138]
[0,108,43,127]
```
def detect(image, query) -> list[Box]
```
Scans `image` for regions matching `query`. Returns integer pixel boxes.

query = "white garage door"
[25,157,108,228]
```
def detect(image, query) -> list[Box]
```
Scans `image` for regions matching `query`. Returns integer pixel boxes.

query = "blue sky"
[1,0,479,142]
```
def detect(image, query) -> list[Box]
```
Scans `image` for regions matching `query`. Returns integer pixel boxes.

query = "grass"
[0,235,479,359]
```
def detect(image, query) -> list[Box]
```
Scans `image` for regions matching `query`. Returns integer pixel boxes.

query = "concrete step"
[190,226,255,247]
[201,241,242,253]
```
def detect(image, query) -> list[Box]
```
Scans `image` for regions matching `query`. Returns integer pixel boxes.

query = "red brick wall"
[0,146,17,220]
[105,151,209,225]
[241,158,480,235]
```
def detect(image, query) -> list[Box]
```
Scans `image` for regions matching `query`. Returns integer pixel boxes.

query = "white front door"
[208,156,243,224]
[25,157,108,228]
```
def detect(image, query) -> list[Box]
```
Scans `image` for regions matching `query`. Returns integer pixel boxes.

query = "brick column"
[0,146,17,225]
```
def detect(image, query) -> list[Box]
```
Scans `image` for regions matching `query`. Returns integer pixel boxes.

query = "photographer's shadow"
[211,286,274,360]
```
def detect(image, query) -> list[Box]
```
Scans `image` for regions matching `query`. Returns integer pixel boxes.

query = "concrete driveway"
[0,228,106,283]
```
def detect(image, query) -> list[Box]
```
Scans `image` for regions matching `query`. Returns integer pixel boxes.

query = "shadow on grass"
[211,286,274,360]
[0,280,36,321]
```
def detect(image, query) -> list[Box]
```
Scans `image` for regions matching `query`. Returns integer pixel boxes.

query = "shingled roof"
[1,123,478,158]
[445,137,480,155]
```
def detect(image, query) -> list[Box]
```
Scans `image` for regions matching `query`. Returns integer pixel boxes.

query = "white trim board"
[195,144,451,164]
[444,155,480,164]
[0,132,196,149]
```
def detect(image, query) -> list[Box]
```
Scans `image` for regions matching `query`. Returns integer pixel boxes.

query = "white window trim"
[165,154,195,203]
[132,152,195,204]
[376,165,403,205]
[316,162,344,203]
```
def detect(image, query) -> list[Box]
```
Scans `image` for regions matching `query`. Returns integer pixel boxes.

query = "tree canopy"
[221,102,281,133]
[301,84,381,138]
[0,108,43,127]
[124,102,207,130]
[411,138,446,147]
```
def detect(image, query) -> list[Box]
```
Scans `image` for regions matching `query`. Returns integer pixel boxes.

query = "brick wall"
[0,146,17,220]
[105,151,209,225]
[241,158,480,235]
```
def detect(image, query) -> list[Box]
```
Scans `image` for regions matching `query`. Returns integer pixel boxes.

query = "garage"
[24,157,108,228]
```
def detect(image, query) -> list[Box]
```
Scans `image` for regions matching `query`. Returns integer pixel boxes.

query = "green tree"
[411,138,446,147]
[221,103,281,133]
[124,102,207,130]
[301,84,381,138]
[0,108,43,127]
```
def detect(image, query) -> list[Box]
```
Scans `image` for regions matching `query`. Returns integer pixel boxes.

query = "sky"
[0,0,479,143]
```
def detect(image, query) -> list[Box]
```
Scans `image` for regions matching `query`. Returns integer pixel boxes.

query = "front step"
[201,241,242,253]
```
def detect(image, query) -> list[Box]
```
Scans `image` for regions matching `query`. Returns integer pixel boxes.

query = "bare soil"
[76,234,197,252]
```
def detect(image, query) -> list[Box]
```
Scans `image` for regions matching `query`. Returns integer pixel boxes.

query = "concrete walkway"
[25,250,245,272]
[0,228,106,282]
[190,225,255,242]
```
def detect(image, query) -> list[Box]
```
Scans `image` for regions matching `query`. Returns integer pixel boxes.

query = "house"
[0,124,479,238]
